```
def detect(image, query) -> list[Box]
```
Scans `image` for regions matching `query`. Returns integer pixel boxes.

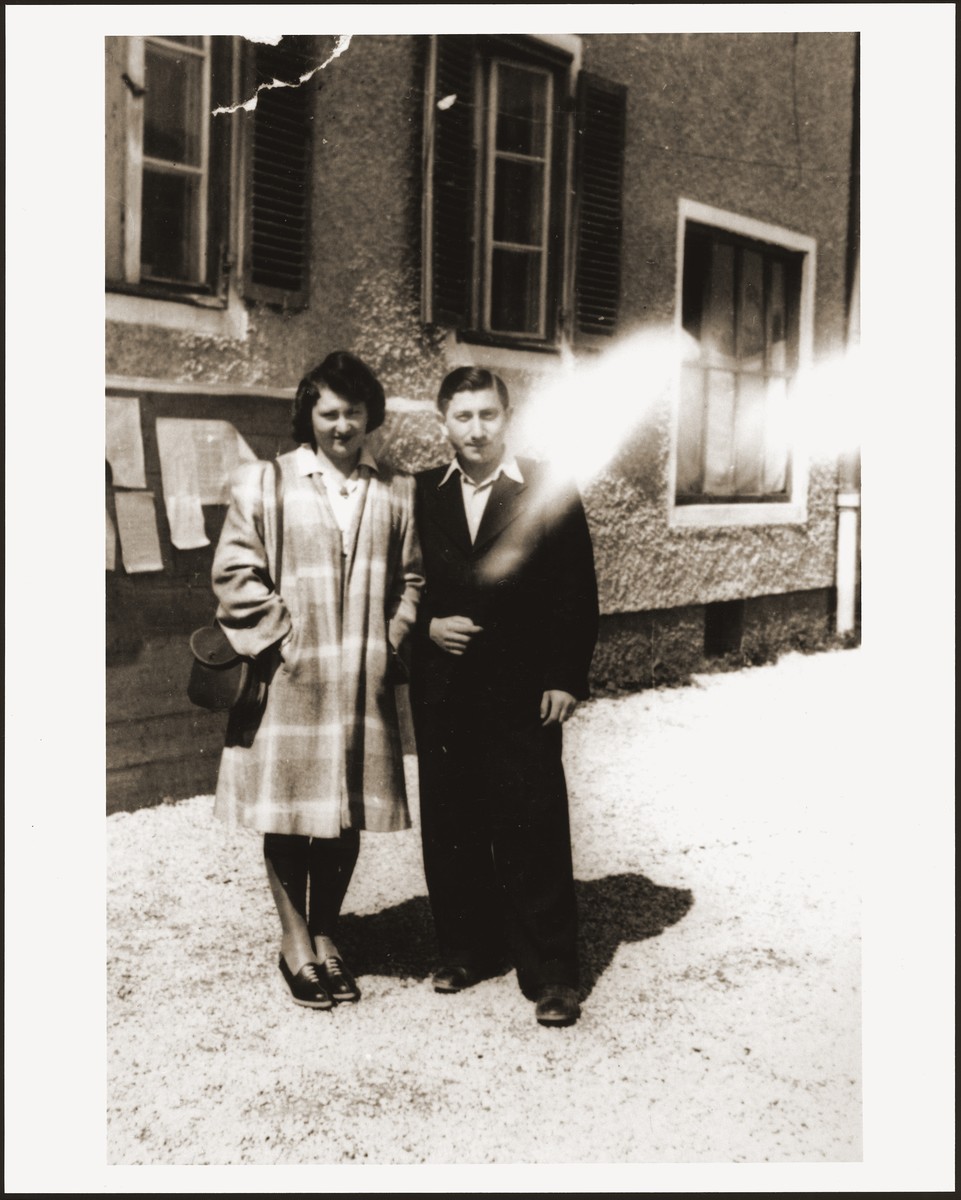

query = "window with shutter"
[574,74,627,339]
[423,35,619,350]
[242,36,315,310]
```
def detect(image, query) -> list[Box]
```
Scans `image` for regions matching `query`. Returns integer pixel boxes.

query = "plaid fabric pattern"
[212,449,423,837]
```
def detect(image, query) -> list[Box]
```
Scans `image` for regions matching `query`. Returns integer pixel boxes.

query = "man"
[410,367,599,1027]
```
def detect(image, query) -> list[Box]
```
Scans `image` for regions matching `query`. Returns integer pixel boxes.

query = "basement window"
[704,600,745,657]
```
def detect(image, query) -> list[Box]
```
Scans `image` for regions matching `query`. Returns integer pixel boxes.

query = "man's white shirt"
[440,456,525,543]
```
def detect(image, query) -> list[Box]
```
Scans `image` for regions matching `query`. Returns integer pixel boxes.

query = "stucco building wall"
[107,33,857,618]
[105,33,858,810]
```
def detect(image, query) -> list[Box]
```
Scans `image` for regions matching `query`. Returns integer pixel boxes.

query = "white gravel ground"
[105,649,869,1166]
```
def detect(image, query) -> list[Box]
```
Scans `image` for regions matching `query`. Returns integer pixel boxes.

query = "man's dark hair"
[292,351,387,445]
[436,367,510,415]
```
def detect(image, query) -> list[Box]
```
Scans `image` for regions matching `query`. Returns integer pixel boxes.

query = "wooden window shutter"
[423,35,475,326]
[243,36,314,309]
[574,73,627,338]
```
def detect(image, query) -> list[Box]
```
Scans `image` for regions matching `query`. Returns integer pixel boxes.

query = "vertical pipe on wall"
[836,485,860,636]
[835,253,860,636]
[836,33,860,638]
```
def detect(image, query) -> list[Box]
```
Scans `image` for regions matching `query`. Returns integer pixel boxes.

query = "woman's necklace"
[336,470,358,499]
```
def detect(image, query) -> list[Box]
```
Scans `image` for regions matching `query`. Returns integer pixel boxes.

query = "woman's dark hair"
[291,351,387,445]
[436,366,510,414]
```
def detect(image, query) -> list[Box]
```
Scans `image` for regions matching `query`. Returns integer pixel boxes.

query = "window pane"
[681,229,710,347]
[784,260,801,371]
[141,168,201,282]
[762,376,790,493]
[493,158,544,245]
[159,36,204,49]
[490,248,541,334]
[677,365,706,494]
[702,369,737,494]
[144,43,204,165]
[702,242,736,367]
[737,248,765,370]
[767,259,787,372]
[495,64,548,157]
[733,373,766,493]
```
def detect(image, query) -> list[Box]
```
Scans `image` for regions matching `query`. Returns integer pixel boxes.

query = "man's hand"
[540,690,578,726]
[429,615,483,656]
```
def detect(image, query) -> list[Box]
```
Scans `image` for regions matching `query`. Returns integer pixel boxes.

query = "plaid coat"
[212,446,423,837]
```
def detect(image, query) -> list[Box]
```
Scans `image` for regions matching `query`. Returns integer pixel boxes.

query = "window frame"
[138,36,211,288]
[480,57,556,341]
[668,199,816,529]
[105,35,237,310]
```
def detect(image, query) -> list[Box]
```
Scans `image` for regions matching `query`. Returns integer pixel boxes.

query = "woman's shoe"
[318,955,361,1003]
[278,956,333,1009]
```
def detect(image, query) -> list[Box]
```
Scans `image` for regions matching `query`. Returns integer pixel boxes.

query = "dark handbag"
[187,625,263,712]
[187,459,284,714]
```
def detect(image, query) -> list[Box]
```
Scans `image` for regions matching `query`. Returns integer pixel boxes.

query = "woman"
[211,352,422,1009]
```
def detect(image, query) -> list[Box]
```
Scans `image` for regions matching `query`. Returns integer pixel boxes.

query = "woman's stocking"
[307,829,361,955]
[263,833,315,973]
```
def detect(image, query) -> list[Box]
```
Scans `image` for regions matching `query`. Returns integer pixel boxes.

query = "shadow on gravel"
[337,873,693,1000]
[576,873,694,999]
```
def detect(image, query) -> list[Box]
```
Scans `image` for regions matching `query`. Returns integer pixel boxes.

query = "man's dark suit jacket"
[411,457,599,707]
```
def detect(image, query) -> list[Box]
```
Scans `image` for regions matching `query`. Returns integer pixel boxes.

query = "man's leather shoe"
[318,955,361,1003]
[278,956,333,1010]
[534,984,581,1027]
[432,964,484,993]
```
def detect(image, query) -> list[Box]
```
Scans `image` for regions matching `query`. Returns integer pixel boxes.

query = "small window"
[677,223,804,504]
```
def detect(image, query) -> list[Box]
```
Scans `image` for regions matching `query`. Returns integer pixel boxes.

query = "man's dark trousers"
[416,690,579,991]
[411,459,598,993]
